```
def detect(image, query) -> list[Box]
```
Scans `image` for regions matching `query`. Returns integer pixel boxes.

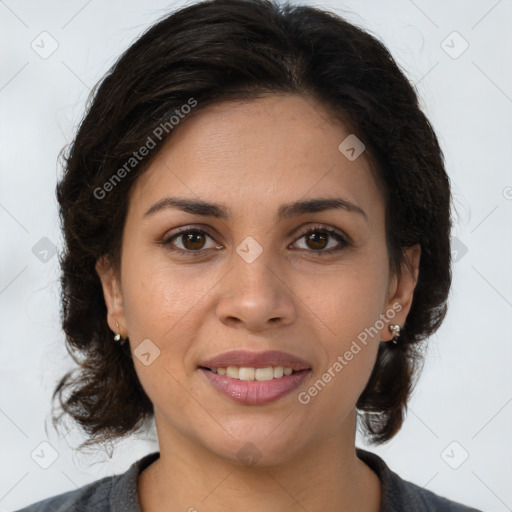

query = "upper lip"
[199,349,312,371]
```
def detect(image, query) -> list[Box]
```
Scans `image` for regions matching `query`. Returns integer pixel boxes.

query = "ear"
[380,244,421,342]
[95,255,127,338]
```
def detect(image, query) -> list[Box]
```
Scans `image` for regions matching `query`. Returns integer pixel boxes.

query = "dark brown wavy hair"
[51,0,452,451]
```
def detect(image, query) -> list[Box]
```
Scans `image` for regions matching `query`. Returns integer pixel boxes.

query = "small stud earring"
[113,321,122,342]
[388,324,401,344]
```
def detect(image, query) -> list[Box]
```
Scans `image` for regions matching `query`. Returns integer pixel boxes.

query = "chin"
[199,420,306,469]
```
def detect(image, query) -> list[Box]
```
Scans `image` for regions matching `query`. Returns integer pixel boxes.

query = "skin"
[96,93,420,512]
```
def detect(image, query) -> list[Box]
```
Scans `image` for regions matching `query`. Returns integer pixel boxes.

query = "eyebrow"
[143,196,367,222]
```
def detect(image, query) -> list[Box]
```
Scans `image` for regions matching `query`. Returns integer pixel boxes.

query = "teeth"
[239,367,255,381]
[255,367,274,381]
[273,366,284,378]
[226,366,239,379]
[210,365,298,381]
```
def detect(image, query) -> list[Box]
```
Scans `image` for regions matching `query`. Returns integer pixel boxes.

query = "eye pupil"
[307,232,328,250]
[183,232,205,250]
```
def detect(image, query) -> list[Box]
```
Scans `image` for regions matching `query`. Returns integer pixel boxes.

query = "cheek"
[300,294,382,431]
[119,251,223,392]
[300,253,388,409]
[119,257,201,413]
[309,251,390,339]
[120,246,204,339]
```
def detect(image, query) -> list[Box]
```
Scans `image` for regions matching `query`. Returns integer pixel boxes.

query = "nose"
[215,248,297,332]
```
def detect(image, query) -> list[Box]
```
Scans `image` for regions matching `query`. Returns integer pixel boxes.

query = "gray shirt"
[14,448,483,511]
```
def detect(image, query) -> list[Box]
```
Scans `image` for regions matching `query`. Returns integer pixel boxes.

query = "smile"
[203,366,295,381]
[198,366,311,405]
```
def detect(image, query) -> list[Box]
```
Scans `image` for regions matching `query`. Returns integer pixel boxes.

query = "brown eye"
[161,224,349,256]
[180,231,207,250]
[163,228,219,252]
[305,231,329,250]
[293,226,350,254]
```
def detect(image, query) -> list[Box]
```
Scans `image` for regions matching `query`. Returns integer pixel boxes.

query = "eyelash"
[159,224,351,256]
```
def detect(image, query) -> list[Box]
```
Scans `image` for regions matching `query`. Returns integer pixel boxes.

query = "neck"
[138,411,381,512]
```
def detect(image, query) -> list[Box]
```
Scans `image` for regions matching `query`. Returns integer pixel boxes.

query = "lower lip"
[198,368,311,405]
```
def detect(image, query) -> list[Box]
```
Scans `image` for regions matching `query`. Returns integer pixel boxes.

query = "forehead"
[128,94,384,226]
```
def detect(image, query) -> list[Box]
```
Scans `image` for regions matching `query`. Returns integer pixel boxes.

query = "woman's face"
[97,94,419,466]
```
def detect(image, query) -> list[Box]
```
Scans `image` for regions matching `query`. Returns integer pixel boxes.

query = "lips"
[198,349,312,371]
[197,349,313,405]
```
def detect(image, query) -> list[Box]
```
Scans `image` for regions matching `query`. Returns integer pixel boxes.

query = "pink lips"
[199,349,312,371]
[198,349,312,405]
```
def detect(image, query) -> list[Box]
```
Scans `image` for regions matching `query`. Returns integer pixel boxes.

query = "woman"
[16,0,483,510]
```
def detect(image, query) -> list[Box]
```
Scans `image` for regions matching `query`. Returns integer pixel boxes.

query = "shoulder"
[12,475,114,512]
[356,448,483,512]
[389,475,483,512]
[13,452,160,512]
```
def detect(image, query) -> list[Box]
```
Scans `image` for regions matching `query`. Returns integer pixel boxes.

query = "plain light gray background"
[1,1,511,511]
